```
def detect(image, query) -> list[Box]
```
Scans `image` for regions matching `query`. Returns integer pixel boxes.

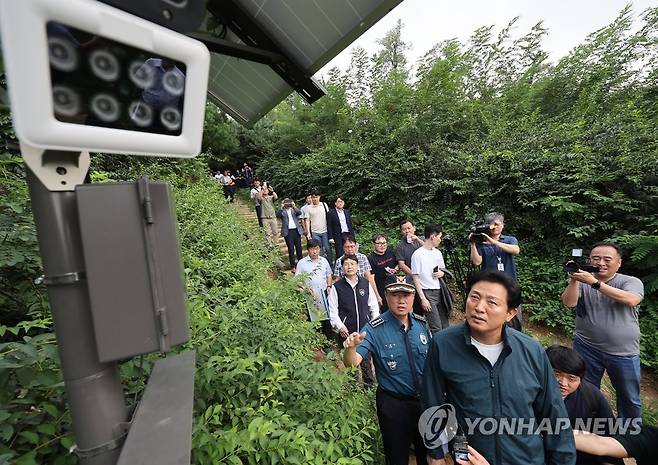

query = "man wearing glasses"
[368,234,398,312]
[561,242,644,422]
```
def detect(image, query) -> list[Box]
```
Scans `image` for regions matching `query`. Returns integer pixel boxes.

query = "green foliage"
[516,257,575,333]
[0,109,76,464]
[1,150,383,463]
[613,235,658,293]
[0,116,48,328]
[611,234,658,368]
[0,330,75,465]
[202,104,240,170]
[176,181,383,464]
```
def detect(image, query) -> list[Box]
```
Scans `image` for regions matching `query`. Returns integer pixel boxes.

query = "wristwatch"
[591,280,601,290]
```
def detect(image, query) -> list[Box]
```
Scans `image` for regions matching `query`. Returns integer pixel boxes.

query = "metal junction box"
[76,178,189,363]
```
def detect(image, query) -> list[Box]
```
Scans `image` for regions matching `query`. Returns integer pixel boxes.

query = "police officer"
[343,276,431,465]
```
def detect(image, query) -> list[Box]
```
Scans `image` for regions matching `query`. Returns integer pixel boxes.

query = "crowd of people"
[213,162,255,202]
[216,174,652,465]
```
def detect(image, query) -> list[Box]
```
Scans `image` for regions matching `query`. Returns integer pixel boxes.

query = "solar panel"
[204,0,404,125]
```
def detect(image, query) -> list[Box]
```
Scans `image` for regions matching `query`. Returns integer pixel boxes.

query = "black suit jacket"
[327,208,355,242]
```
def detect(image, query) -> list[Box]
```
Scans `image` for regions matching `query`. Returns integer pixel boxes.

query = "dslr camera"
[442,234,455,253]
[469,220,493,243]
[564,260,600,274]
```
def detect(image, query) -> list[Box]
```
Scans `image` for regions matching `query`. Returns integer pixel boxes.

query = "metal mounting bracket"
[206,0,326,105]
[20,141,90,192]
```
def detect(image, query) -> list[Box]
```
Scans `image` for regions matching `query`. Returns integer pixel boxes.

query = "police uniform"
[356,287,432,465]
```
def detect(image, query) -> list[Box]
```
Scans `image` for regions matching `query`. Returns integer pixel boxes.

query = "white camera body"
[0,0,210,158]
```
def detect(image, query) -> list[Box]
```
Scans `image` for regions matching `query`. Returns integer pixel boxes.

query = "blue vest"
[334,276,370,333]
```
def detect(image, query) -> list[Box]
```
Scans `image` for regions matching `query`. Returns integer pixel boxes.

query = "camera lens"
[48,36,78,72]
[128,101,154,127]
[90,93,120,122]
[128,61,155,89]
[52,85,81,117]
[89,49,120,82]
[160,107,182,131]
[162,69,185,96]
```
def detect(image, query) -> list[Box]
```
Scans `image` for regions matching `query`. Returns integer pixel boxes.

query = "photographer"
[469,212,522,330]
[561,242,644,421]
[249,179,264,227]
[256,184,278,242]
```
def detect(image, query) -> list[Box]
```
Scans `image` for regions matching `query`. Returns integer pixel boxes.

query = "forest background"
[1,5,657,464]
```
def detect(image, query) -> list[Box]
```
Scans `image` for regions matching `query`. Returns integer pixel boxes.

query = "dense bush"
[180,181,382,464]
[0,151,383,463]
[0,150,74,464]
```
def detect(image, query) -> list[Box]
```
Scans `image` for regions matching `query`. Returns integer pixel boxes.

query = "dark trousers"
[423,288,450,334]
[333,234,345,261]
[376,388,428,465]
[284,229,303,267]
[574,336,642,420]
[222,185,235,202]
[255,204,263,227]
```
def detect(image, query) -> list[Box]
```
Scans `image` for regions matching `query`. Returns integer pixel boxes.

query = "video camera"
[563,248,600,274]
[564,260,600,274]
[442,234,455,253]
[469,220,493,243]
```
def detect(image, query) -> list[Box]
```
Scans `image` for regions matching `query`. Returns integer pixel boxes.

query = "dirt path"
[231,196,306,271]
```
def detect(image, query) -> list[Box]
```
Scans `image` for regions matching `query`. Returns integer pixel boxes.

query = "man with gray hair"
[469,212,522,330]
[561,242,644,422]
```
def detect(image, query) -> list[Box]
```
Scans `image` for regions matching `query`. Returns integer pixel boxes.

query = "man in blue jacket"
[420,270,576,465]
[343,276,432,465]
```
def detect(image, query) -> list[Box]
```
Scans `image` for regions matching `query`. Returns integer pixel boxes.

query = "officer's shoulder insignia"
[411,313,426,322]
[369,316,385,328]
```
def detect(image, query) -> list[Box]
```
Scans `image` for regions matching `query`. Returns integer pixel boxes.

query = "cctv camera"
[0,0,210,158]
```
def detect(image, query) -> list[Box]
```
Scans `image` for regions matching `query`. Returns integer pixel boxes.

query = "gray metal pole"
[26,168,128,465]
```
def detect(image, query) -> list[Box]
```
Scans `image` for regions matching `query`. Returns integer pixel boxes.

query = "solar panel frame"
[205,0,403,125]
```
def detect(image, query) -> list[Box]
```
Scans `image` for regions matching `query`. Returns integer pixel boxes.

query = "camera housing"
[0,0,209,158]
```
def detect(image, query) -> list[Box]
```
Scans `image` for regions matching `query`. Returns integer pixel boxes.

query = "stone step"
[232,199,310,266]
